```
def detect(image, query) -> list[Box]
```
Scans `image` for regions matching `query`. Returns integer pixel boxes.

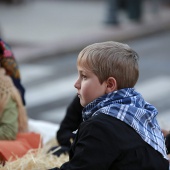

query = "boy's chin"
[80,101,86,107]
[80,99,88,107]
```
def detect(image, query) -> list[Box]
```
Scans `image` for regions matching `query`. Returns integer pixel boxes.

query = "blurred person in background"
[0,68,42,164]
[0,68,28,140]
[48,95,83,156]
[56,95,83,149]
[105,0,143,25]
[0,38,28,136]
[0,38,26,106]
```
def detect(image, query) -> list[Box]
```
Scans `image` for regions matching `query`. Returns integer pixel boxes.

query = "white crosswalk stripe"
[25,74,77,108]
[20,64,55,84]
[135,76,170,102]
[157,110,170,130]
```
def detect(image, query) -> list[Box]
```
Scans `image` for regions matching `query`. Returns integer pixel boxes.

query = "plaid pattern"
[82,88,167,159]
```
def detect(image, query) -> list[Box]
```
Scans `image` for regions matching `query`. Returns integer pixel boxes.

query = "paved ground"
[0,0,170,63]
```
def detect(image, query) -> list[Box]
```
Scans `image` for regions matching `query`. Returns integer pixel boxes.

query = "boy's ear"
[105,77,117,93]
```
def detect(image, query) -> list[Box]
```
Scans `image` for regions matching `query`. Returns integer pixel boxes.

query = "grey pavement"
[0,0,170,63]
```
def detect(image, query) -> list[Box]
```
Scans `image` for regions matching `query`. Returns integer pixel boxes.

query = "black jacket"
[54,113,169,170]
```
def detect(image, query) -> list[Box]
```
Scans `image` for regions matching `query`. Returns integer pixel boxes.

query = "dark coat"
[56,113,169,170]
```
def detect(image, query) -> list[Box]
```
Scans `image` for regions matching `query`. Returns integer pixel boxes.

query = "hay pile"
[0,138,69,170]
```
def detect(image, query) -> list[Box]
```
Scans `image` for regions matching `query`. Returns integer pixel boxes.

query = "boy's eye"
[81,74,87,79]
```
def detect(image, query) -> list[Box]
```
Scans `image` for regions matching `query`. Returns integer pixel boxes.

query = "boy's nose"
[74,78,80,89]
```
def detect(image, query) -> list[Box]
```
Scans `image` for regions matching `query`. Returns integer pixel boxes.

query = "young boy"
[50,41,169,170]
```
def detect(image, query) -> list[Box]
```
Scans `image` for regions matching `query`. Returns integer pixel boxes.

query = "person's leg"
[105,0,119,25]
[126,0,142,22]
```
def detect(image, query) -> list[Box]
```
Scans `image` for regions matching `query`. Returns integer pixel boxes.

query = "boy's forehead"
[77,65,91,73]
[77,57,88,68]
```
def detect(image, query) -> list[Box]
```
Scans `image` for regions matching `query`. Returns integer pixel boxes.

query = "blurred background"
[0,0,170,129]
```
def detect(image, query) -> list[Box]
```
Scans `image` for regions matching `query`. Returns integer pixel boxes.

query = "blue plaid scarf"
[82,88,167,159]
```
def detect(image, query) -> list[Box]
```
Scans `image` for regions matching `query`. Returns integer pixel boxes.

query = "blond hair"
[0,68,28,132]
[77,41,139,89]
